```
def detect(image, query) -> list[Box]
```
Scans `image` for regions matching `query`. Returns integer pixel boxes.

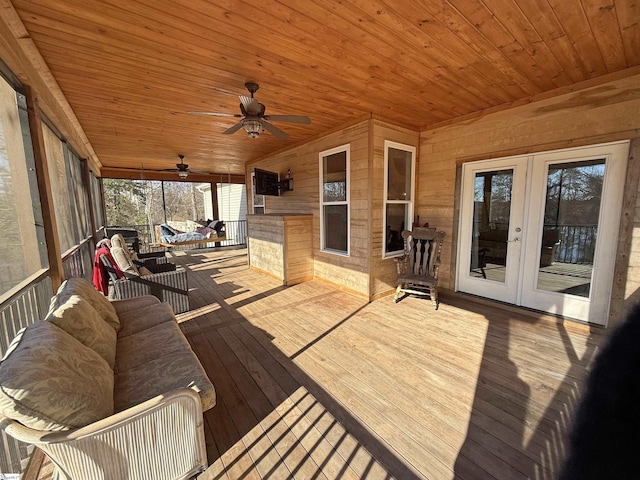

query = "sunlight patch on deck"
[200,387,395,480]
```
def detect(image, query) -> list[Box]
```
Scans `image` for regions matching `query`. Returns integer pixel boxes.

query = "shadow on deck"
[167,248,606,480]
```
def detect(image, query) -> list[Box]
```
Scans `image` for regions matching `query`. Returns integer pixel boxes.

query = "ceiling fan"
[162,155,208,179]
[188,82,311,139]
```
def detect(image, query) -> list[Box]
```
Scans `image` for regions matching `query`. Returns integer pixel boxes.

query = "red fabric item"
[92,246,123,296]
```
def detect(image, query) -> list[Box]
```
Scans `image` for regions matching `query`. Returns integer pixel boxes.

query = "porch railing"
[552,224,597,265]
[106,220,247,253]
[473,222,598,265]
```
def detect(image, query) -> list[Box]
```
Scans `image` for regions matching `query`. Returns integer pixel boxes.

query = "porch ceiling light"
[241,119,264,138]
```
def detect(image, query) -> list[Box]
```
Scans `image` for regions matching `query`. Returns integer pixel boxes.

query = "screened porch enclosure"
[102,178,248,249]
[0,67,250,475]
[2,0,640,476]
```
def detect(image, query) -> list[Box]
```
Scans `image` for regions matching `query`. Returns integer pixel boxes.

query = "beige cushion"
[111,245,139,275]
[111,295,160,317]
[115,320,189,372]
[57,277,120,331]
[0,322,114,431]
[116,301,176,338]
[46,293,117,369]
[138,266,153,276]
[110,233,127,250]
[115,350,215,413]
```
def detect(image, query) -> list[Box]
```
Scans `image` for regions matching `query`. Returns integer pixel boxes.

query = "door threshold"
[442,289,604,331]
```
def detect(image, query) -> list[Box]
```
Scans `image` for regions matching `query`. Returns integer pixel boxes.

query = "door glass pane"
[469,169,513,283]
[385,203,408,254]
[536,159,605,297]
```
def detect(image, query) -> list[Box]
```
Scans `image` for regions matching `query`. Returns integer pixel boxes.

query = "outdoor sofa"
[0,277,215,480]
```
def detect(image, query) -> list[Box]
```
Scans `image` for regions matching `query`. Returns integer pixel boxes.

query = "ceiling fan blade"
[188,111,243,117]
[239,95,262,115]
[189,169,210,175]
[262,121,289,140]
[222,122,244,135]
[264,114,311,124]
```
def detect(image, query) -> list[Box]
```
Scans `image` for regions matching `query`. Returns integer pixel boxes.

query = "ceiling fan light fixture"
[241,119,264,138]
[177,170,189,179]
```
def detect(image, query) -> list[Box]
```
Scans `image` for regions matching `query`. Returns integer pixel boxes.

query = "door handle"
[508,237,520,243]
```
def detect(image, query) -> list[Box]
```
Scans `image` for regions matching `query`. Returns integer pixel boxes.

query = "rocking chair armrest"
[395,254,410,275]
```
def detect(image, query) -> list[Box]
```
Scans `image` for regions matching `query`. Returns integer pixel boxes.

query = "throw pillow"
[0,322,114,431]
[57,278,120,331]
[46,293,117,369]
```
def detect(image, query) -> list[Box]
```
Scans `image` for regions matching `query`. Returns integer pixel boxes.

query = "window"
[320,144,350,255]
[383,141,415,257]
[251,171,265,214]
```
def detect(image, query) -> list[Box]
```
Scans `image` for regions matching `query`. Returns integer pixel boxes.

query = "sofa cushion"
[110,295,160,317]
[115,320,190,372]
[114,350,216,413]
[46,293,117,369]
[116,301,176,338]
[0,322,114,431]
[57,277,120,331]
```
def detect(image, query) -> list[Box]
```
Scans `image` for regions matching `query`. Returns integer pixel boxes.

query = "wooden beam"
[100,166,245,184]
[82,157,98,242]
[610,137,640,326]
[25,85,64,291]
[21,449,45,480]
[211,181,219,220]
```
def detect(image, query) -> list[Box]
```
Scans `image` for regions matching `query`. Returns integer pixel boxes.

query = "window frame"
[319,144,350,256]
[383,140,416,259]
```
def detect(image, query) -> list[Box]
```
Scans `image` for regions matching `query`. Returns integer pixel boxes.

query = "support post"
[24,85,64,291]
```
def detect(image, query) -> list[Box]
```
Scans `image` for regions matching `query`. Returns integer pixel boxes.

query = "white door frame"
[456,140,629,325]
[457,156,527,304]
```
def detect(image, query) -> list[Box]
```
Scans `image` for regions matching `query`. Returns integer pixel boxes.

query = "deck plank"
[34,247,608,480]
[170,248,609,479]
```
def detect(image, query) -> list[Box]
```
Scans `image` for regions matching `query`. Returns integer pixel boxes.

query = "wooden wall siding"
[247,217,285,281]
[418,74,640,321]
[247,214,313,286]
[618,138,640,313]
[369,121,420,299]
[283,216,314,285]
[247,122,371,297]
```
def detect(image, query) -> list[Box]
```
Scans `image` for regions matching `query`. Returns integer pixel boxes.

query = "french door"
[457,141,629,325]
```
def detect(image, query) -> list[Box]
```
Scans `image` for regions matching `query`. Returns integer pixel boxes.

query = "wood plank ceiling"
[8,0,640,177]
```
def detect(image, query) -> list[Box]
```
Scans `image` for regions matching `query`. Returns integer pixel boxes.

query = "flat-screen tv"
[254,168,280,196]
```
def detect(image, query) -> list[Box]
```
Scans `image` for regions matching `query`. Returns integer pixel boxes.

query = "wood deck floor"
[164,248,607,480]
[33,247,608,480]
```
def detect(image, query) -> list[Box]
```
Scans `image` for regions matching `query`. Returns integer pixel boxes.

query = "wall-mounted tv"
[254,168,280,196]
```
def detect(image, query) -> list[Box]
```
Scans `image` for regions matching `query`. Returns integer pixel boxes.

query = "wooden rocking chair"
[394,228,446,309]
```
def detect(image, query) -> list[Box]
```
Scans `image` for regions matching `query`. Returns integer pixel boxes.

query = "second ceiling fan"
[188,82,310,140]
[161,155,208,179]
